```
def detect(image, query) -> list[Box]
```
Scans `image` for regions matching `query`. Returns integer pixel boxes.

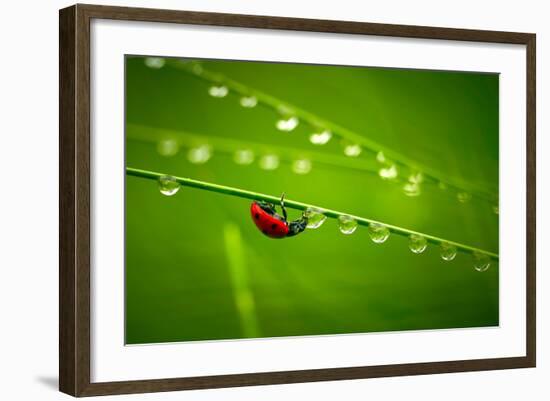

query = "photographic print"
[124,56,499,345]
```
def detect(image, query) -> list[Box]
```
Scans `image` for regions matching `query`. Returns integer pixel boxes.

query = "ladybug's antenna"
[280,192,288,222]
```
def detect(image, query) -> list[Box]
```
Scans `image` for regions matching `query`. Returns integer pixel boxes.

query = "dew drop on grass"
[187,145,211,164]
[473,252,491,272]
[144,57,165,69]
[158,175,180,196]
[338,215,358,235]
[309,130,332,145]
[493,204,499,215]
[457,192,472,203]
[276,116,299,132]
[304,208,327,229]
[208,85,229,98]
[292,159,312,175]
[343,143,362,157]
[156,139,179,157]
[259,154,279,170]
[379,164,398,180]
[408,172,424,184]
[233,149,255,165]
[440,242,457,261]
[409,234,427,254]
[190,62,203,75]
[368,223,390,243]
[240,96,258,108]
[403,182,421,197]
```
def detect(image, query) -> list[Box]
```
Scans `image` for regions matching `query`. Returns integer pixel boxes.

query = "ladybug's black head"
[286,217,308,237]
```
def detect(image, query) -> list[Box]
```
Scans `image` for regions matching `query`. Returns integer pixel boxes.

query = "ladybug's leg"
[280,193,288,222]
[258,201,277,215]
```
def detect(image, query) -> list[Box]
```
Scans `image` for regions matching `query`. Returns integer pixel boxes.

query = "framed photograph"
[59,4,536,397]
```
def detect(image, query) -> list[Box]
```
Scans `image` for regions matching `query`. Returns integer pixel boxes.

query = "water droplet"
[440,242,457,261]
[158,175,180,196]
[403,182,421,197]
[190,62,203,75]
[438,181,448,190]
[338,215,358,234]
[187,145,211,164]
[144,57,165,69]
[409,234,427,254]
[343,144,362,157]
[408,172,424,184]
[240,96,258,108]
[292,159,312,175]
[233,149,254,165]
[493,204,499,215]
[309,130,332,145]
[376,151,386,163]
[473,252,491,272]
[368,223,390,243]
[379,164,398,180]
[208,85,228,98]
[156,139,179,157]
[259,154,279,170]
[276,116,299,132]
[304,208,327,229]
[457,192,471,203]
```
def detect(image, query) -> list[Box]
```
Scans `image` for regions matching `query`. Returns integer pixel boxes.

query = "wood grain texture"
[59,5,76,396]
[59,3,536,397]
[525,34,536,367]
[59,4,92,396]
[79,3,533,44]
[79,357,533,396]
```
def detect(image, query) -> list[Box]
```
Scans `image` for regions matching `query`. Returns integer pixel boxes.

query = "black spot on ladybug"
[262,230,269,235]
[255,213,260,219]
[271,224,277,230]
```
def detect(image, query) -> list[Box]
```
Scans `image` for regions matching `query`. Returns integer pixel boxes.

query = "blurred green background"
[125,56,499,344]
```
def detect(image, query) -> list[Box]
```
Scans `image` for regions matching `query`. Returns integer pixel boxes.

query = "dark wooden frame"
[59,3,536,397]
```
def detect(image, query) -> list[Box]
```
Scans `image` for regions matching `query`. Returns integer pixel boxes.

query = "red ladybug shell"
[250,202,289,238]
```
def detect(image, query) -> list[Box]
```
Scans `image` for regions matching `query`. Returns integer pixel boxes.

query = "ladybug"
[250,193,308,238]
